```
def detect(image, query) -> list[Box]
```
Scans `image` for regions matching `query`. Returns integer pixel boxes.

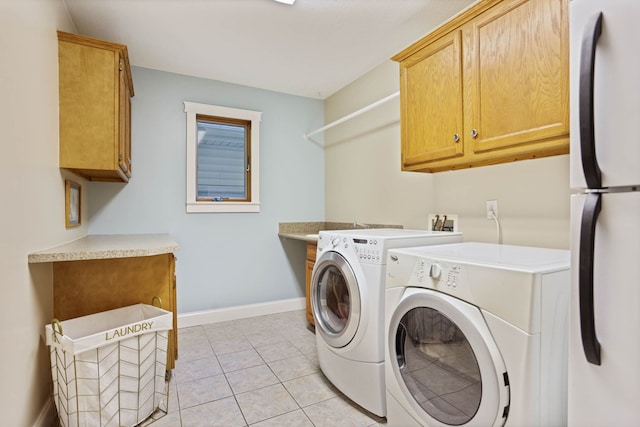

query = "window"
[196,116,250,201]
[184,101,262,213]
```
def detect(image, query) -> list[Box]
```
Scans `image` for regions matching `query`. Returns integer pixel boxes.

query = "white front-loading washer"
[310,229,462,417]
[384,243,570,426]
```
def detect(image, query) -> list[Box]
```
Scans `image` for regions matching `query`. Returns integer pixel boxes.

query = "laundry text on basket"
[105,321,154,341]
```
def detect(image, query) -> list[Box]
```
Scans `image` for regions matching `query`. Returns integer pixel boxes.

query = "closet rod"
[304,91,399,140]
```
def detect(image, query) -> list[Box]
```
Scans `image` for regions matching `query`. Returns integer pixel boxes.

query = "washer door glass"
[311,251,361,348]
[396,307,481,425]
[389,289,509,427]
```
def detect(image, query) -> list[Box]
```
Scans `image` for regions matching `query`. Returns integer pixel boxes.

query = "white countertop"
[28,234,180,263]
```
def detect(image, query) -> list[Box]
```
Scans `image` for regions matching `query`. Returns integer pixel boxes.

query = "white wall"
[324,61,435,228]
[0,1,84,425]
[324,60,570,250]
[432,155,570,248]
[88,67,325,313]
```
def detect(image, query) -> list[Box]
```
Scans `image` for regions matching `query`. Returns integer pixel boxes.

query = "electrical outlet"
[486,200,498,219]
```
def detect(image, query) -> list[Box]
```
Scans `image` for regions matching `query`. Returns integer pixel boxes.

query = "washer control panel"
[352,237,384,265]
[318,234,385,265]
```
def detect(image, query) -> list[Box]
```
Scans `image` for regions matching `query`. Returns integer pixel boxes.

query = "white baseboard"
[33,398,54,427]
[177,297,306,328]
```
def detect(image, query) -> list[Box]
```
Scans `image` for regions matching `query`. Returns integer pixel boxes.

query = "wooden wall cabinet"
[394,0,569,172]
[57,31,134,182]
[305,242,317,326]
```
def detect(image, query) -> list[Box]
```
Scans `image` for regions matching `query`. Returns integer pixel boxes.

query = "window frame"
[184,101,262,213]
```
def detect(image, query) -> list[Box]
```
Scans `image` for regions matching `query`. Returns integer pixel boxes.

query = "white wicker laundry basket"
[45,303,173,427]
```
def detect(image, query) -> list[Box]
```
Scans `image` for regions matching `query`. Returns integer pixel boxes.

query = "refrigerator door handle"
[579,11,603,189]
[579,192,602,365]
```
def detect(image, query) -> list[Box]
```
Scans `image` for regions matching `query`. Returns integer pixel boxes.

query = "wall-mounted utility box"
[428,213,458,232]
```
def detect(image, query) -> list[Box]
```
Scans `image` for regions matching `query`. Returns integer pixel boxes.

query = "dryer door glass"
[389,289,509,426]
[396,307,481,425]
[311,251,361,348]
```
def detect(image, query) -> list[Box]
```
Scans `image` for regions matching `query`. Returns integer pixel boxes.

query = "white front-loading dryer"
[311,229,462,417]
[384,243,570,426]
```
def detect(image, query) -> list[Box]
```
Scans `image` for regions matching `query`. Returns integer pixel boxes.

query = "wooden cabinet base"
[53,253,178,370]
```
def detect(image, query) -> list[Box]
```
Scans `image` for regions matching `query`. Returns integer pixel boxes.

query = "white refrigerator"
[569,0,640,425]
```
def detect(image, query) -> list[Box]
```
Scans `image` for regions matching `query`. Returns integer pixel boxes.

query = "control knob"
[429,263,442,279]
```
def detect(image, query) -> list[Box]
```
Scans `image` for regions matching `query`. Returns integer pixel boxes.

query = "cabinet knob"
[471,129,478,138]
[453,133,460,142]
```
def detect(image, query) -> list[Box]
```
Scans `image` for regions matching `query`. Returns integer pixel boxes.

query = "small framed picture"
[65,179,81,228]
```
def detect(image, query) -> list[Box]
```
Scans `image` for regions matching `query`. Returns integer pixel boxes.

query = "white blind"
[196,119,247,200]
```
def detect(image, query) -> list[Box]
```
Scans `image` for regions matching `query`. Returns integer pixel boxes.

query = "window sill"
[186,202,260,213]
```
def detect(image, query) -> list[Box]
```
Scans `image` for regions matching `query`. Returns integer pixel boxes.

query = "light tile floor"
[150,309,386,427]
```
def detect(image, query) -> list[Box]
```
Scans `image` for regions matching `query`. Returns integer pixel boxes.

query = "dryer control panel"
[387,253,474,302]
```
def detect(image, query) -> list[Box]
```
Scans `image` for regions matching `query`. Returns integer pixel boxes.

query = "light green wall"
[88,67,325,313]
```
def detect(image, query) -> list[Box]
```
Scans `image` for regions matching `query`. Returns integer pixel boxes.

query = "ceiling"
[62,0,475,100]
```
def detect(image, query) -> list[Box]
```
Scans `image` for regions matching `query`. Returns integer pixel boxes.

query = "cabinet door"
[58,40,119,175]
[305,259,315,326]
[467,0,569,154]
[400,31,464,170]
[305,243,317,326]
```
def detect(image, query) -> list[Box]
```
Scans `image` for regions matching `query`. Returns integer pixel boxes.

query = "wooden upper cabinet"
[468,0,569,153]
[401,30,464,168]
[394,0,569,172]
[58,31,134,182]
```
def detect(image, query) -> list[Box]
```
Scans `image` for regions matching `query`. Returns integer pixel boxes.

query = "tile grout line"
[169,310,381,426]
[220,328,315,425]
